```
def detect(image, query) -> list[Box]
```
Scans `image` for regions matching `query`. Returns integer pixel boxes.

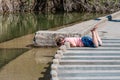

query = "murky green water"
[0,12,104,43]
[0,12,105,69]
[0,48,29,69]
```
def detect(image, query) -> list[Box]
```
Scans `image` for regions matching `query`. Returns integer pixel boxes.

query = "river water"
[0,12,106,80]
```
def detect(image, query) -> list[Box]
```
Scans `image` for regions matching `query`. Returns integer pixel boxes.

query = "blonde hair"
[55,35,65,46]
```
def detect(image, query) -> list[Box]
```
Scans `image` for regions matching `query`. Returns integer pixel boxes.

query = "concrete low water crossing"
[52,39,120,80]
[51,11,120,80]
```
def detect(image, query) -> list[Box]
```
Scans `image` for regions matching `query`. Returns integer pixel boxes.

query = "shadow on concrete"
[94,15,120,22]
[38,62,52,80]
[109,20,120,22]
[26,43,57,48]
[94,18,101,21]
[95,17,120,22]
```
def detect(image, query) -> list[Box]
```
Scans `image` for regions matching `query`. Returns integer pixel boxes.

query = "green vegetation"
[0,0,119,13]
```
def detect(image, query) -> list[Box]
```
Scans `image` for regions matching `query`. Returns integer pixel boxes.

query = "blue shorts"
[81,36,95,47]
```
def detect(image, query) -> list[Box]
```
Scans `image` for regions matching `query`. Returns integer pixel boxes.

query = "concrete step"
[58,65,120,70]
[100,39,120,43]
[102,43,120,47]
[64,53,120,56]
[60,59,120,65]
[58,70,120,74]
[58,67,120,71]
[62,56,120,60]
[102,42,120,45]
[68,47,120,50]
[59,76,120,80]
[51,39,120,80]
[64,50,120,54]
[102,38,120,40]
[99,39,120,47]
[60,60,120,62]
[102,40,120,42]
[103,41,120,43]
[58,72,120,77]
[62,56,120,58]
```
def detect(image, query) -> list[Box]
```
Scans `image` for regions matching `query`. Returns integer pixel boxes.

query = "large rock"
[33,31,81,47]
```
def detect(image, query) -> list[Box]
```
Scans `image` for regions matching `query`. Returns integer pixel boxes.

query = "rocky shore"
[0,0,120,13]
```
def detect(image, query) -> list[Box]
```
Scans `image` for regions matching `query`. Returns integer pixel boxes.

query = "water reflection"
[0,48,29,69]
[0,12,104,43]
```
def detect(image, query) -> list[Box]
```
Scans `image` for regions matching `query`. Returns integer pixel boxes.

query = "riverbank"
[0,0,119,13]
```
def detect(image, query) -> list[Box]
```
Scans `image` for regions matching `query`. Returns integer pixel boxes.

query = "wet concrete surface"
[98,21,120,39]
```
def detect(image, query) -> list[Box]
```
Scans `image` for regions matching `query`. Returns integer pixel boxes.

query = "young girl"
[55,27,102,48]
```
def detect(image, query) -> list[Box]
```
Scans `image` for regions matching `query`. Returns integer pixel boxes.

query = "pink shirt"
[64,37,84,47]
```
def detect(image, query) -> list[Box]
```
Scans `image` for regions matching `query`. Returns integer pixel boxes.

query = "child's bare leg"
[94,29,102,45]
[91,29,99,47]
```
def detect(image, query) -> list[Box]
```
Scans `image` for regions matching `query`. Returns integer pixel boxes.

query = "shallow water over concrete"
[0,48,29,68]
[0,33,57,80]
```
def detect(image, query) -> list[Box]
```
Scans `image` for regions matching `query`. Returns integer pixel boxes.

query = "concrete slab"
[68,47,120,50]
[58,77,120,80]
[64,50,120,54]
[51,39,120,80]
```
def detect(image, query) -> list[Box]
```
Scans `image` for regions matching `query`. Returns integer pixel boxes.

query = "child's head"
[55,35,65,46]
